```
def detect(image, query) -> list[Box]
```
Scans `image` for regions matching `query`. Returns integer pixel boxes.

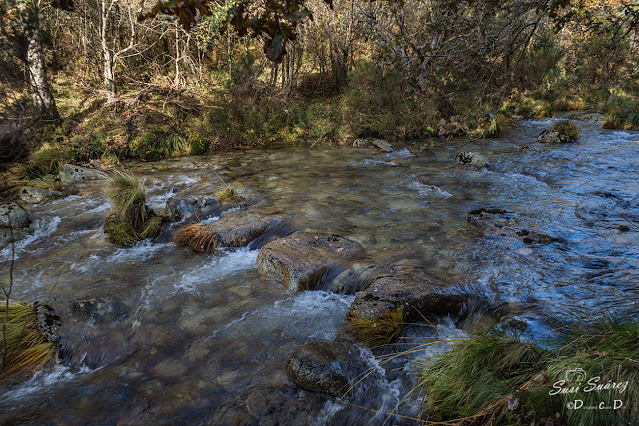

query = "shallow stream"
[1,117,638,424]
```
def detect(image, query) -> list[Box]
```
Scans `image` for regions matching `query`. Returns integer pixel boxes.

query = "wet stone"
[70,295,129,324]
[455,151,490,167]
[256,233,365,292]
[285,341,350,396]
[19,186,64,204]
[348,274,468,322]
[165,196,220,221]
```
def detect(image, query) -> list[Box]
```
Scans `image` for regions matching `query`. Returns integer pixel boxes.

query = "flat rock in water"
[455,151,490,167]
[177,210,284,250]
[467,208,562,244]
[285,341,350,396]
[19,186,64,203]
[257,233,365,292]
[370,139,394,152]
[348,274,468,322]
[59,164,109,184]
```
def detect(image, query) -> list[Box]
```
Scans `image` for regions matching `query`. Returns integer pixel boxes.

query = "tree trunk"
[99,0,117,104]
[16,0,59,119]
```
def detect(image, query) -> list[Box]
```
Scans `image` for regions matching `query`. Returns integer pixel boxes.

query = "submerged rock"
[211,385,325,426]
[165,196,220,221]
[537,129,573,144]
[0,202,32,249]
[59,164,109,184]
[467,208,562,244]
[257,233,365,292]
[455,151,490,167]
[70,296,129,324]
[286,341,350,396]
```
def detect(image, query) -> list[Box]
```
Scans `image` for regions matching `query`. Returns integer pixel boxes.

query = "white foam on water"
[146,187,176,211]
[200,215,220,225]
[1,216,61,260]
[1,364,91,404]
[359,159,396,167]
[407,181,453,199]
[389,148,414,158]
[174,248,259,292]
[209,291,355,342]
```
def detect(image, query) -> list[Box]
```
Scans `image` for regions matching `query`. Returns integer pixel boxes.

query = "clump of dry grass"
[345,307,405,347]
[172,224,218,251]
[1,301,58,379]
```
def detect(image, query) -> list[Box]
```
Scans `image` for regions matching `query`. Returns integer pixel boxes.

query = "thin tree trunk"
[17,0,59,119]
[100,0,117,103]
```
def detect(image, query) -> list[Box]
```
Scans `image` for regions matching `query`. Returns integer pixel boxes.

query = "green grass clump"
[1,301,58,379]
[103,171,163,244]
[417,318,639,425]
[550,120,579,141]
[601,96,639,130]
[345,307,404,347]
[215,188,244,203]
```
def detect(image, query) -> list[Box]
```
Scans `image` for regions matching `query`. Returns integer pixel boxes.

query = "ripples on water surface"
[1,118,638,423]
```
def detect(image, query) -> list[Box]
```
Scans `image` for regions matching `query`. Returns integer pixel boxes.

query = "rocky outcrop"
[59,164,109,184]
[536,129,572,144]
[348,274,468,322]
[455,151,490,167]
[257,233,365,292]
[467,208,562,244]
[19,186,64,203]
[0,202,32,249]
[285,341,350,396]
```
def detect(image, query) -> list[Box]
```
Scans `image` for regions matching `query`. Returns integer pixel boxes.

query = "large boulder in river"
[286,341,350,396]
[59,164,109,184]
[257,233,365,292]
[0,202,32,249]
[467,208,562,244]
[173,210,284,251]
[348,274,468,322]
[455,151,490,167]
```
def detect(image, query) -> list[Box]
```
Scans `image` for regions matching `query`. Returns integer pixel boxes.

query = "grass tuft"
[345,307,404,347]
[103,171,163,244]
[0,302,58,379]
[417,318,639,425]
[215,188,244,203]
[172,224,218,251]
[550,120,579,141]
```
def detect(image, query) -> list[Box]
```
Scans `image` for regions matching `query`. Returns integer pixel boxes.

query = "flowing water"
[1,118,638,424]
